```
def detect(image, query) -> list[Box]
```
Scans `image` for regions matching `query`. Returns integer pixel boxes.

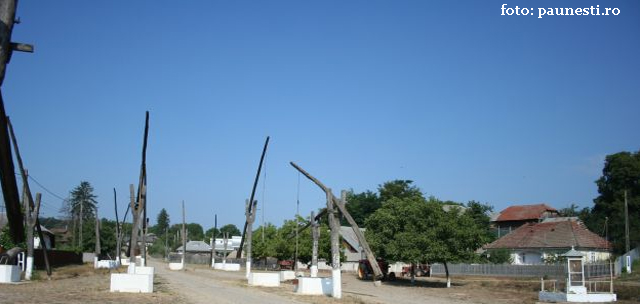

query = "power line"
[27,175,67,201]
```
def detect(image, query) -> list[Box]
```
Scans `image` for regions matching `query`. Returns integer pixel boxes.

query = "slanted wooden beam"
[290,162,384,282]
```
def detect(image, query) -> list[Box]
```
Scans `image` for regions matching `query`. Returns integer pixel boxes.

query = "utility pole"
[327,188,341,299]
[128,184,138,258]
[181,200,186,271]
[113,188,121,264]
[80,198,83,250]
[211,213,217,267]
[310,210,319,278]
[0,0,33,245]
[94,207,100,268]
[245,199,257,278]
[625,190,629,253]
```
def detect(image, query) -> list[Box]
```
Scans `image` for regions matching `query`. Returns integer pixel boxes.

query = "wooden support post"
[113,188,121,264]
[311,210,319,278]
[137,111,149,266]
[94,207,100,267]
[327,188,341,299]
[24,191,40,280]
[245,199,257,278]
[211,214,217,267]
[129,184,138,258]
[7,118,50,277]
[181,200,186,270]
[222,232,228,265]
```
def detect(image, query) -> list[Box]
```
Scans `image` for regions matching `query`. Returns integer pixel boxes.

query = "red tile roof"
[484,218,611,250]
[495,204,558,222]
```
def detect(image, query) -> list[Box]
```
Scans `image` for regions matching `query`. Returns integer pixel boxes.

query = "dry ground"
[0,263,184,304]
[1,261,638,304]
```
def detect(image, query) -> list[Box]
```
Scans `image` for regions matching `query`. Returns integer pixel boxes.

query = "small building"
[33,225,55,249]
[340,226,365,271]
[492,203,559,237]
[211,236,242,257]
[484,217,611,265]
[176,240,212,253]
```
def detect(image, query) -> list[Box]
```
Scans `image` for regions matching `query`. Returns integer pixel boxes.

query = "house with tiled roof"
[484,217,611,265]
[492,203,559,237]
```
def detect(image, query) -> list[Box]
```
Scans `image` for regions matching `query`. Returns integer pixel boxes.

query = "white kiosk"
[539,247,616,303]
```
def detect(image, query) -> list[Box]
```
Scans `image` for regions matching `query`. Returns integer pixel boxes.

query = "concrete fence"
[614,246,639,275]
[430,263,613,279]
[430,263,565,278]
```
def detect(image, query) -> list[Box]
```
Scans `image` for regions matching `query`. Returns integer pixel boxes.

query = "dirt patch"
[0,264,184,304]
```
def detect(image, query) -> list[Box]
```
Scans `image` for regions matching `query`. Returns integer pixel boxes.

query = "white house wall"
[511,250,611,265]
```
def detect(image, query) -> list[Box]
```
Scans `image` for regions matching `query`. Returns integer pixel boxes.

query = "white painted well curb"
[248,272,280,287]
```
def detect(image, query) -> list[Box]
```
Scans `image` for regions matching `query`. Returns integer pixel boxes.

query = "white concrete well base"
[168,262,184,271]
[0,265,20,283]
[110,273,154,293]
[295,277,333,296]
[539,291,617,303]
[135,266,155,275]
[280,270,296,282]
[96,260,117,269]
[223,263,241,271]
[248,272,280,287]
[213,263,224,270]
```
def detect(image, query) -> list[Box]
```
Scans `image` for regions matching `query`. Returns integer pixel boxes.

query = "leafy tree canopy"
[219,224,241,237]
[378,180,424,202]
[591,151,640,253]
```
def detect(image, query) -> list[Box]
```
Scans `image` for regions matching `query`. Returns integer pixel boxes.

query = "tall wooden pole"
[237,136,269,258]
[137,111,149,265]
[211,213,217,267]
[128,184,138,258]
[327,188,341,298]
[113,188,121,263]
[94,207,100,268]
[7,118,50,277]
[311,210,319,278]
[95,208,100,254]
[0,0,33,244]
[181,200,186,270]
[625,190,629,253]
[245,199,257,278]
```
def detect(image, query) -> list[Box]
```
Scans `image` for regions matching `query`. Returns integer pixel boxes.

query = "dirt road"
[150,260,305,304]
[151,260,538,304]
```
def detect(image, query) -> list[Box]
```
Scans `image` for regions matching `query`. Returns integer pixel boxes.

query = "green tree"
[154,208,170,235]
[485,248,512,264]
[366,196,486,287]
[252,223,278,260]
[465,200,495,243]
[559,203,581,217]
[186,223,204,241]
[205,227,220,239]
[591,151,640,253]
[62,181,98,251]
[220,224,241,236]
[251,216,334,264]
[378,180,424,202]
[343,190,381,226]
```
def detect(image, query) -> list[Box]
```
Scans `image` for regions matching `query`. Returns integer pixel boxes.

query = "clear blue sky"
[2,0,639,231]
